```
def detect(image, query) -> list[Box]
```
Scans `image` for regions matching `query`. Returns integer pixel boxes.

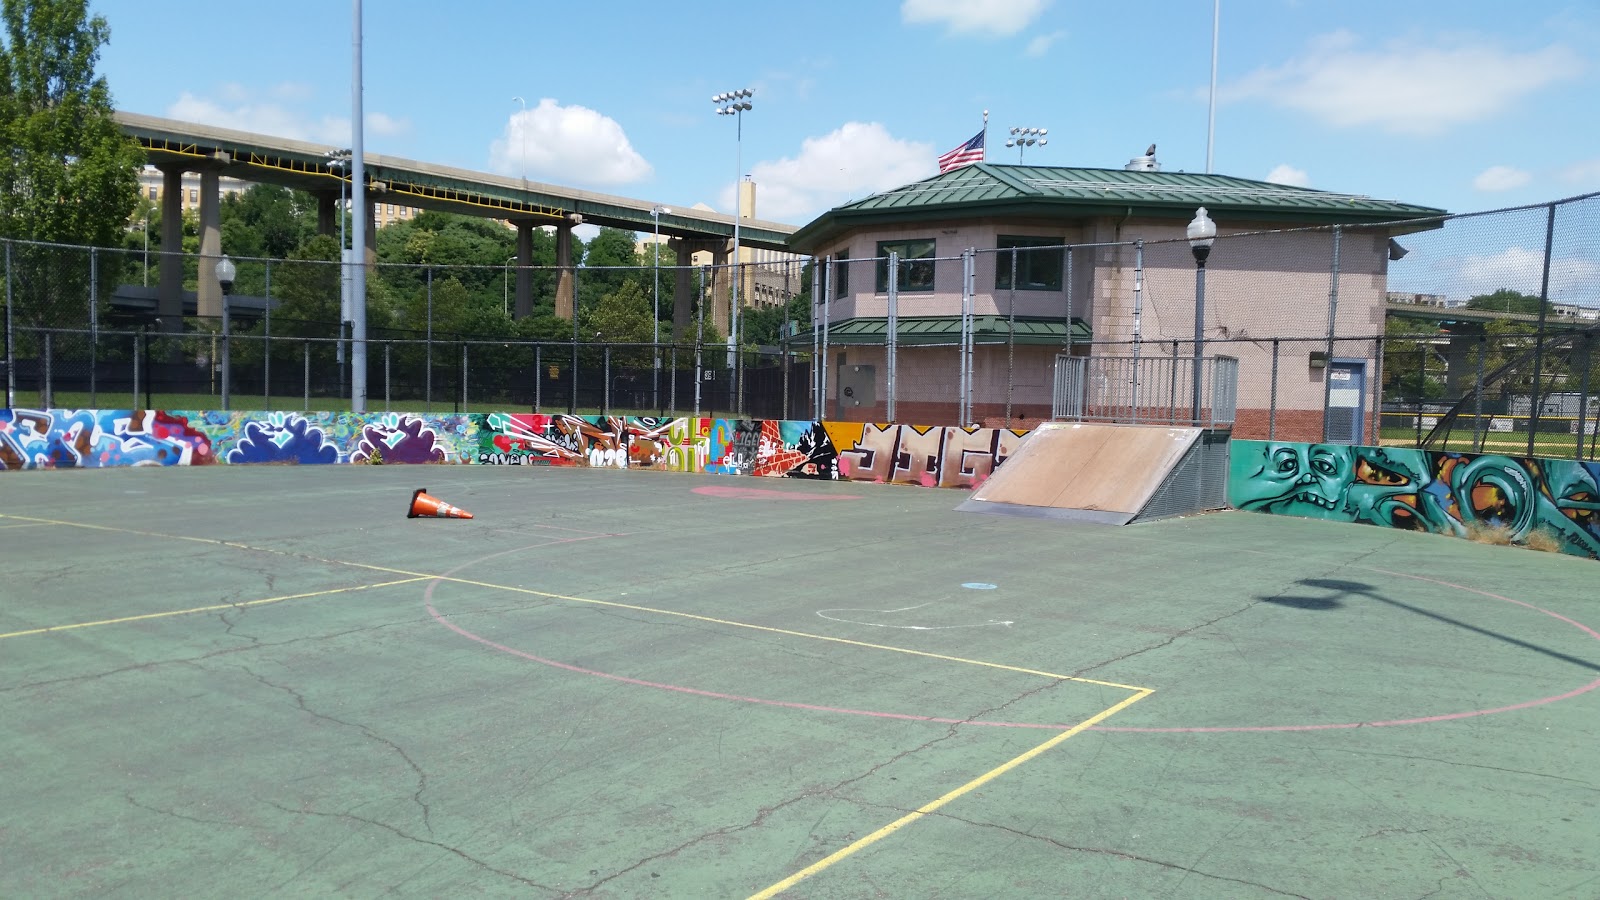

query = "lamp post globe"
[1186,207,1217,421]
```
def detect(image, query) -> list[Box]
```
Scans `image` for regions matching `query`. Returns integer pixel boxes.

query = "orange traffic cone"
[407,488,474,519]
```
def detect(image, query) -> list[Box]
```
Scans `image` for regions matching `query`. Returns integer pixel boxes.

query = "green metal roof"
[788,163,1447,252]
[823,315,1090,346]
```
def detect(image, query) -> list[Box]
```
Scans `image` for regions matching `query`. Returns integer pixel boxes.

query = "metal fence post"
[303,339,311,411]
[603,345,611,416]
[1527,202,1556,458]
[1473,335,1487,452]
[669,343,676,415]
[426,266,434,409]
[3,241,11,409]
[132,327,141,410]
[1131,241,1144,417]
[886,250,898,423]
[1006,248,1017,427]
[42,331,52,409]
[534,344,542,413]
[961,249,974,425]
[1269,339,1280,439]
[1370,336,1384,446]
[384,340,391,412]
[263,260,271,410]
[1321,226,1341,443]
[89,248,98,407]
[1576,334,1592,461]
[819,256,831,421]
[460,341,468,412]
[1415,345,1425,448]
[695,266,705,418]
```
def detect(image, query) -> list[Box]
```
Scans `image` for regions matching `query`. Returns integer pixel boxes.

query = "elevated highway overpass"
[117,111,800,334]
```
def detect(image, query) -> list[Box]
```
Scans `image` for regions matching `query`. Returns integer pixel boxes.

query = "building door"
[1323,359,1366,445]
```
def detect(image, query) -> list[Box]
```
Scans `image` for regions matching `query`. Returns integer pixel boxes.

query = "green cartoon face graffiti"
[1533,460,1600,558]
[1234,443,1357,519]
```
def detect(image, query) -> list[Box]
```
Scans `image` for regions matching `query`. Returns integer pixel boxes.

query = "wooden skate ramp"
[957,422,1203,525]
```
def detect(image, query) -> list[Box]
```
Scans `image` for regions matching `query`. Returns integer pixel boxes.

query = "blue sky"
[97,0,1598,306]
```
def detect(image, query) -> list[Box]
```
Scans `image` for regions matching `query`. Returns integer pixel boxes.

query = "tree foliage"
[0,0,141,246]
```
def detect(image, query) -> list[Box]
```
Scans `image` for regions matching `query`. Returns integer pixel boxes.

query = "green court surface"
[1,465,1596,899]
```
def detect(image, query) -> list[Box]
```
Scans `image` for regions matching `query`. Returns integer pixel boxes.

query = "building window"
[995,236,1064,291]
[875,239,935,292]
[832,251,849,299]
[147,187,157,200]
[188,188,197,203]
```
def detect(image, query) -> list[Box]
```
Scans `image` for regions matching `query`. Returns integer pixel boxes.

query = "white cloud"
[490,99,651,187]
[1424,246,1600,304]
[734,122,933,223]
[1472,165,1531,192]
[168,90,346,144]
[901,0,1051,37]
[1265,164,1310,187]
[1025,30,1066,57]
[1560,159,1600,187]
[166,86,408,145]
[1224,31,1583,135]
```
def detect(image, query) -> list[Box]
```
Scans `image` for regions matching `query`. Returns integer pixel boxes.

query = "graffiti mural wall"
[0,409,1031,493]
[1229,440,1600,560]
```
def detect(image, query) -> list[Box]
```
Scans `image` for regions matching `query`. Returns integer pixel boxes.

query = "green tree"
[1465,289,1549,317]
[0,0,143,327]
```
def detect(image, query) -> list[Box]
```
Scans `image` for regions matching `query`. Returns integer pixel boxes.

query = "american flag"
[938,129,985,172]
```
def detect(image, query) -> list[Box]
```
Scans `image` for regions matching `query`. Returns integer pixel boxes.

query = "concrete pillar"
[196,168,222,319]
[315,191,338,237]
[708,243,731,337]
[670,238,695,342]
[1444,332,1477,399]
[514,221,533,319]
[555,221,575,320]
[157,165,185,331]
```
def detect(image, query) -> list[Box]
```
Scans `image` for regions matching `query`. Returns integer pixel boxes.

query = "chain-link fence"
[4,193,1597,459]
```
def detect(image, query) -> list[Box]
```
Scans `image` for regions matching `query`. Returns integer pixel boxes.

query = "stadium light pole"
[713,87,753,385]
[1005,126,1048,162]
[651,204,670,409]
[1187,206,1217,423]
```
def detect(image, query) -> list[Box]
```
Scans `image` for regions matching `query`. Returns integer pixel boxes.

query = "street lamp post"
[651,204,670,412]
[1187,206,1217,423]
[216,255,235,410]
[713,87,753,410]
[1005,127,1048,162]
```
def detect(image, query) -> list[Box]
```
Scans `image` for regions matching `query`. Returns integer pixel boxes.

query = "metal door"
[1323,359,1367,445]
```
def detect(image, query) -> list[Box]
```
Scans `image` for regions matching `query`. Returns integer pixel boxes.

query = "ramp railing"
[1054,354,1238,427]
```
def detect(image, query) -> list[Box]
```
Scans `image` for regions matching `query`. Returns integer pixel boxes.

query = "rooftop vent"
[1125,143,1160,172]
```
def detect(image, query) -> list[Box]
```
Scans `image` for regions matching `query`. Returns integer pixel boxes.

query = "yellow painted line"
[0,577,431,640]
[0,513,1150,690]
[747,687,1154,899]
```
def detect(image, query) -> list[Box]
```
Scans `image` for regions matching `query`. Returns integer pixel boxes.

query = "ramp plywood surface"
[965,423,1201,519]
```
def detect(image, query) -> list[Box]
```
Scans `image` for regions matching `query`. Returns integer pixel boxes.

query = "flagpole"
[981,109,989,162]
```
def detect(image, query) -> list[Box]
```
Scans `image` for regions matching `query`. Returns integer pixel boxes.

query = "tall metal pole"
[3,242,11,409]
[349,0,368,413]
[1527,202,1556,457]
[1206,0,1219,173]
[1192,260,1206,423]
[1321,226,1341,442]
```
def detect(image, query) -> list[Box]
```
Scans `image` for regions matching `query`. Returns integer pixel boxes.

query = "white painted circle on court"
[962,582,998,590]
